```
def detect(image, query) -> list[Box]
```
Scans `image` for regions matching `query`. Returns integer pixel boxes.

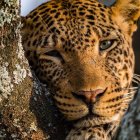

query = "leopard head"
[22,0,140,121]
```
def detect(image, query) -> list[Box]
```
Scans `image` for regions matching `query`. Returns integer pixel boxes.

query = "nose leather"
[76,89,105,102]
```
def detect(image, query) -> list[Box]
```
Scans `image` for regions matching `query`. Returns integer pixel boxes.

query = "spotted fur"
[22,0,140,139]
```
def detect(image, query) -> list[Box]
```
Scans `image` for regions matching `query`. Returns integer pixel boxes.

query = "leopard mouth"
[72,88,107,116]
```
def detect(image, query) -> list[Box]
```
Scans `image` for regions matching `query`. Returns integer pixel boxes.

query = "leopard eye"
[45,50,65,63]
[45,50,61,58]
[99,40,115,51]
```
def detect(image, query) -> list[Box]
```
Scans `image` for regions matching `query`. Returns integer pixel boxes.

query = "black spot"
[35,22,41,28]
[33,16,39,22]
[30,24,34,30]
[50,9,57,14]
[100,17,107,23]
[50,27,60,34]
[64,48,68,52]
[117,56,121,62]
[52,5,58,8]
[32,11,38,17]
[102,134,105,138]
[54,12,60,18]
[9,114,13,119]
[85,39,89,42]
[72,13,76,16]
[62,1,71,9]
[40,8,50,15]
[76,132,81,136]
[42,14,49,20]
[125,73,129,80]
[86,15,95,20]
[63,11,68,15]
[124,50,128,57]
[77,46,81,50]
[32,39,37,46]
[30,33,34,38]
[58,18,65,21]
[40,26,44,31]
[84,3,90,6]
[88,129,92,132]
[97,132,101,136]
[71,5,79,8]
[61,37,65,42]
[27,41,31,46]
[48,20,54,27]
[98,3,103,8]
[35,31,39,36]
[88,136,94,140]
[71,9,76,13]
[88,9,95,14]
[45,16,52,24]
[125,60,128,63]
[52,69,57,77]
[79,12,85,16]
[38,5,48,11]
[79,7,85,11]
[100,8,105,12]
[103,124,109,130]
[129,60,133,67]
[75,1,82,4]
[88,21,95,25]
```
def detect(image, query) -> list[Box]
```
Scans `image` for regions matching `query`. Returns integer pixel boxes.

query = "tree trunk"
[115,88,140,140]
[0,0,69,139]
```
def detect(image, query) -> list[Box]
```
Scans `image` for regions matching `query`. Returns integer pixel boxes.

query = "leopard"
[22,0,140,139]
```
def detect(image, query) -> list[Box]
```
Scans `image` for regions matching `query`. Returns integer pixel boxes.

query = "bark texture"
[0,0,69,139]
[116,88,140,140]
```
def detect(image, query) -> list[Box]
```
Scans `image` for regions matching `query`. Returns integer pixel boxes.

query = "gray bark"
[115,88,140,140]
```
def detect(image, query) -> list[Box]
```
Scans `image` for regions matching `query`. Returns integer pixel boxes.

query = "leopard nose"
[73,89,105,103]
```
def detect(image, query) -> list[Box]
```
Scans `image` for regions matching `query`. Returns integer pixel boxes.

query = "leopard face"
[22,0,140,125]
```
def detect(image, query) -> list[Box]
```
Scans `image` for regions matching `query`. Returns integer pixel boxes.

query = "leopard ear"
[111,0,140,35]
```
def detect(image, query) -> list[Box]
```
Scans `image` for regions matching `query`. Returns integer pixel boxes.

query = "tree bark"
[0,0,69,139]
[115,88,140,140]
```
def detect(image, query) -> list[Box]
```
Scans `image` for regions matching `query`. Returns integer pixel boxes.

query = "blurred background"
[21,0,140,74]
[21,0,47,16]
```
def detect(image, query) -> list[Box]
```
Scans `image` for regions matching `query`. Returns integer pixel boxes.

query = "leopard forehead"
[28,0,120,52]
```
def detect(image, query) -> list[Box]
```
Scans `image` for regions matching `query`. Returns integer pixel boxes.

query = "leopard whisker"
[133,74,140,85]
[133,75,140,80]
[123,90,137,98]
[134,73,140,78]
[123,95,134,99]
[120,87,138,90]
[132,79,140,85]
[133,77,140,82]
